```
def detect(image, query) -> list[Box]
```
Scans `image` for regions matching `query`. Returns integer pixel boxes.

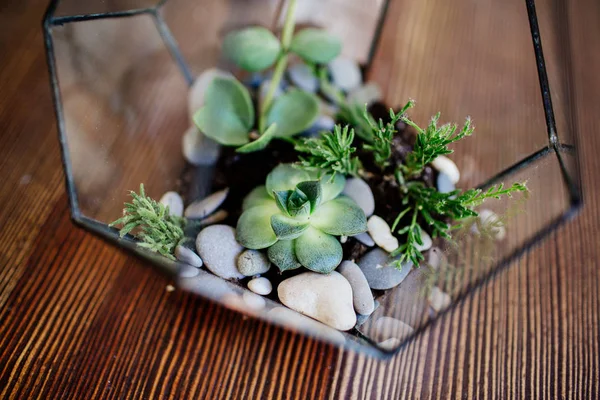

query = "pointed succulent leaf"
[286,199,310,218]
[268,239,302,272]
[223,27,281,72]
[295,181,322,212]
[242,186,272,210]
[287,187,308,209]
[320,173,346,203]
[273,190,293,214]
[290,28,342,64]
[193,106,249,146]
[311,195,367,236]
[236,204,279,249]
[266,89,319,138]
[236,123,278,153]
[271,213,310,240]
[294,227,342,273]
[205,76,254,129]
[266,164,311,195]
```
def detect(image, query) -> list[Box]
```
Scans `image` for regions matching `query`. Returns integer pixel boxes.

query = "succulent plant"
[236,164,367,273]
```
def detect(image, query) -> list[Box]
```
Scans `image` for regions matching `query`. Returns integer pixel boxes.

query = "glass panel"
[54,0,160,17]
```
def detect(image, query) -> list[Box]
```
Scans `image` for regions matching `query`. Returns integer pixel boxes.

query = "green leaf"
[266,89,319,137]
[205,76,254,129]
[193,106,249,146]
[223,27,281,72]
[268,239,302,272]
[266,164,311,195]
[236,204,279,249]
[242,186,272,211]
[294,227,342,273]
[271,213,310,240]
[273,190,292,214]
[311,196,367,236]
[320,173,346,203]
[236,123,277,153]
[295,181,322,212]
[290,28,341,64]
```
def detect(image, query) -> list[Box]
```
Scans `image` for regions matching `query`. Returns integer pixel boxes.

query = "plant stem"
[259,0,297,133]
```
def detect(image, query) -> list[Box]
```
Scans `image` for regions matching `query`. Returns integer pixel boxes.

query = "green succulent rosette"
[236,164,367,273]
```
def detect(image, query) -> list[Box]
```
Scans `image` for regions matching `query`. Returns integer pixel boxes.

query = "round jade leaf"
[242,186,272,210]
[268,239,301,272]
[223,27,281,72]
[236,204,279,249]
[311,195,367,236]
[294,227,342,273]
[290,28,342,64]
[205,76,254,129]
[266,164,311,195]
[193,106,249,146]
[266,89,319,138]
[320,173,346,203]
[236,123,277,153]
[271,213,310,240]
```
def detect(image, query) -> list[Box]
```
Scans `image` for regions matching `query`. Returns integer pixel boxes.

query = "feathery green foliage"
[109,184,186,260]
[363,100,414,169]
[294,124,362,178]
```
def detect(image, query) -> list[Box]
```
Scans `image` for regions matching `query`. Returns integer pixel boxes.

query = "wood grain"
[1,0,599,398]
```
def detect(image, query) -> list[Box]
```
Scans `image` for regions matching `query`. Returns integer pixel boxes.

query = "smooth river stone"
[175,245,203,268]
[195,225,245,280]
[329,57,362,92]
[288,63,318,92]
[184,188,229,219]
[367,215,398,252]
[277,271,356,331]
[159,191,184,217]
[247,277,272,296]
[237,249,271,276]
[338,260,375,315]
[357,248,412,290]
[182,126,220,166]
[431,155,460,184]
[353,232,375,247]
[342,178,375,217]
[436,172,456,194]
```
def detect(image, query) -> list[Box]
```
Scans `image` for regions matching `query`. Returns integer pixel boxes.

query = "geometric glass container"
[43,0,582,358]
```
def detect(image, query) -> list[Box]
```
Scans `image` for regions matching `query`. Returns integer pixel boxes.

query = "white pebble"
[175,245,203,268]
[328,57,362,92]
[367,216,399,252]
[178,265,200,278]
[184,188,229,219]
[243,291,266,310]
[429,287,451,312]
[342,178,375,217]
[431,155,460,184]
[159,191,184,217]
[288,63,318,92]
[182,126,220,166]
[415,229,432,252]
[248,277,272,296]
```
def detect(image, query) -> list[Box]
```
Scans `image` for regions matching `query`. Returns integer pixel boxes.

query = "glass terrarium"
[43,0,582,358]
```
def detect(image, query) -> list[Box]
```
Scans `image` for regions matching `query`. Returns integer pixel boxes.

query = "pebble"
[328,57,362,92]
[343,178,375,217]
[188,68,232,120]
[306,115,335,136]
[338,260,375,315]
[237,249,271,276]
[477,209,506,240]
[431,155,460,184]
[367,216,398,252]
[378,337,401,350]
[159,191,184,217]
[182,126,220,166]
[175,245,203,268]
[259,78,284,105]
[243,291,266,310]
[347,82,382,106]
[178,264,200,278]
[248,277,273,296]
[353,232,375,247]
[357,248,412,290]
[288,63,318,92]
[436,172,456,194]
[184,188,229,219]
[373,316,414,342]
[428,287,452,312]
[415,229,432,252]
[196,225,245,280]
[277,271,356,331]
[356,300,379,326]
[268,307,346,345]
[427,247,447,270]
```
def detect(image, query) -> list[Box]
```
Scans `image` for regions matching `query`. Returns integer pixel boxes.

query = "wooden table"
[1,0,598,398]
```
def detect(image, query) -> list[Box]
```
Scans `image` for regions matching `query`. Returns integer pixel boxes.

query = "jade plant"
[193,0,341,152]
[236,164,367,273]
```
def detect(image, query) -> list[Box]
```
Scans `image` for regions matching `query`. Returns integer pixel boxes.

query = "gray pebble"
[338,260,375,315]
[175,245,203,268]
[237,249,271,276]
[288,63,318,92]
[343,178,375,217]
[182,126,220,166]
[178,265,200,278]
[436,172,456,194]
[357,248,412,290]
[259,78,284,106]
[328,57,362,92]
[159,191,184,217]
[196,225,245,280]
[248,277,273,295]
[184,188,229,219]
[353,232,375,247]
[305,115,335,136]
[347,82,382,106]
